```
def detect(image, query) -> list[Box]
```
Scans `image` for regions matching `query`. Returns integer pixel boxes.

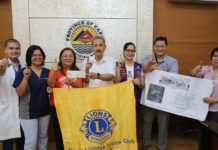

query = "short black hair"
[153,36,168,46]
[58,47,79,75]
[26,45,46,66]
[4,38,20,48]
[123,42,136,51]
[210,47,218,59]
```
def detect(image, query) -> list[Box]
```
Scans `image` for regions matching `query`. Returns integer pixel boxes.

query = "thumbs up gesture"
[85,57,92,72]
[190,61,203,77]
[195,65,202,74]
[148,57,160,72]
[53,58,60,72]
[116,60,125,74]
[0,58,11,70]
[23,65,31,79]
[195,61,203,74]
[117,60,125,69]
[148,57,156,66]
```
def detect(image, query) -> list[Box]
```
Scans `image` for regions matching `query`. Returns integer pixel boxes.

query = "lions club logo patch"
[80,109,117,144]
[66,20,103,60]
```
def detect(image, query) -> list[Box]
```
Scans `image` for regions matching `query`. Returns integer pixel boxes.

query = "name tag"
[67,70,86,78]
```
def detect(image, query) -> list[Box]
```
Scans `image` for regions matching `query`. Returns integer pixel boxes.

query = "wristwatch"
[97,73,101,79]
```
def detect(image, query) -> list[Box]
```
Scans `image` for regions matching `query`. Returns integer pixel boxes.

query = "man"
[141,36,178,150]
[85,36,116,88]
[0,39,24,150]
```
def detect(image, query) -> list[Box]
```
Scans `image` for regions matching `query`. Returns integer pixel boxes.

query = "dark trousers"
[136,103,144,150]
[51,106,64,150]
[2,126,24,150]
[198,124,212,150]
[198,112,218,150]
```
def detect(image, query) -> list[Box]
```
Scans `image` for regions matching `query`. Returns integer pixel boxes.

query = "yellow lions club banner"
[53,81,137,150]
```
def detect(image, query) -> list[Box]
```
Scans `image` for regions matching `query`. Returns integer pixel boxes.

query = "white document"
[141,70,213,121]
[67,70,86,78]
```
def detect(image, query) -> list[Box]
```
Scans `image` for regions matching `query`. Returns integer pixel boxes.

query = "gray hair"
[91,36,106,45]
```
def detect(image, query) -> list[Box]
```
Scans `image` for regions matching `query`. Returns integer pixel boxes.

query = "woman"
[115,42,144,147]
[13,45,50,150]
[48,47,83,150]
[115,42,144,101]
[190,47,218,150]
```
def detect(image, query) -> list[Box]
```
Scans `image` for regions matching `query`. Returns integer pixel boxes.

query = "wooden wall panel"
[153,0,218,75]
[0,43,5,58]
[168,43,218,74]
[0,0,12,59]
[153,0,218,133]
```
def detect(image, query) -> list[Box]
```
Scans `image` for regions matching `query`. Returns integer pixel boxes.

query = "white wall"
[11,0,153,67]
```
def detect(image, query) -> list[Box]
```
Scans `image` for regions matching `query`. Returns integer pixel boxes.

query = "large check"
[141,70,213,121]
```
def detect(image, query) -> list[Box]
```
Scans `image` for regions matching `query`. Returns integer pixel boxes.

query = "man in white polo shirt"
[85,36,116,88]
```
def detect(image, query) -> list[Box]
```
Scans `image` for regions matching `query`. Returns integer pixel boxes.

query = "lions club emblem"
[66,20,103,60]
[80,109,117,144]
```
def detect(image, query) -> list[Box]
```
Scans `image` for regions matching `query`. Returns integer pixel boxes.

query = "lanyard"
[158,61,165,65]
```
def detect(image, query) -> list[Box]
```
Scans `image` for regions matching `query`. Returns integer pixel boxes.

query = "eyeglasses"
[125,49,136,53]
[32,54,43,57]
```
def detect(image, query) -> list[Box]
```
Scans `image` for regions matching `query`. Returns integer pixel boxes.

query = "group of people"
[0,36,217,150]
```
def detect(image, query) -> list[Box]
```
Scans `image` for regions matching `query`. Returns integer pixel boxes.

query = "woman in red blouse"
[48,47,83,150]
